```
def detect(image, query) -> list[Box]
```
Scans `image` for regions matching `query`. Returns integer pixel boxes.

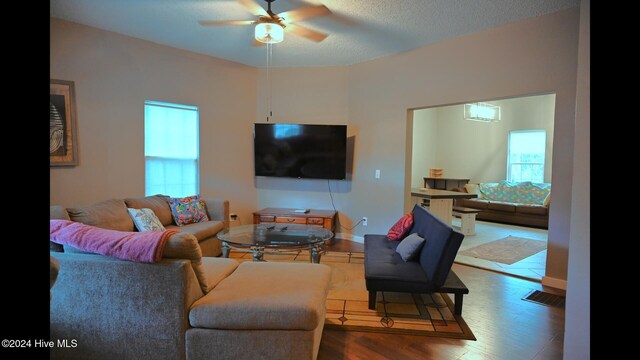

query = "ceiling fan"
[199,0,331,44]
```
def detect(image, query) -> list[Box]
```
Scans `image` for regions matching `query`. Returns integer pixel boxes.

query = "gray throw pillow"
[395,233,425,261]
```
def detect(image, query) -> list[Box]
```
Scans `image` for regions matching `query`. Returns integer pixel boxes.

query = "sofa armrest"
[50,252,204,359]
[50,256,60,300]
[202,198,229,232]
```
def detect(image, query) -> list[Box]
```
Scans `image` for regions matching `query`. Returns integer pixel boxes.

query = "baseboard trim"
[335,233,364,244]
[541,276,567,290]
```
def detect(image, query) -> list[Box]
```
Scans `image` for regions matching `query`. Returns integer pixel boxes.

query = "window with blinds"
[144,100,199,197]
[507,130,546,183]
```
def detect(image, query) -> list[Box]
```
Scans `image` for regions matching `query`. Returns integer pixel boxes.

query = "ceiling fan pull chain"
[270,42,273,120]
[266,41,269,121]
[267,41,273,122]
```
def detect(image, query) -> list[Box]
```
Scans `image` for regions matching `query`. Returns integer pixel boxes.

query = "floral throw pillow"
[168,195,209,226]
[387,212,414,241]
[127,208,166,232]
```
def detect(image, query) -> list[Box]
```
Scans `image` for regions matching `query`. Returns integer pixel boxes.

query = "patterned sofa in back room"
[454,181,551,229]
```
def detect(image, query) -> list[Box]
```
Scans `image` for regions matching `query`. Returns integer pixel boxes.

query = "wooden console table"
[423,177,470,190]
[253,208,337,241]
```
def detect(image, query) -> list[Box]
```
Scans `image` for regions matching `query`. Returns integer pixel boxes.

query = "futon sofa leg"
[454,293,463,315]
[368,291,376,310]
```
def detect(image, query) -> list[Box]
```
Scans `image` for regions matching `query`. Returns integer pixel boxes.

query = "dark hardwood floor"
[328,237,365,253]
[320,239,565,360]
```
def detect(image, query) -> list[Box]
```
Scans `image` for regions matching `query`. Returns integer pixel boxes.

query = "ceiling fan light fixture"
[255,22,284,44]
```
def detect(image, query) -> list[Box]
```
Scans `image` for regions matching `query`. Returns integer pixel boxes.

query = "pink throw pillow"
[387,212,414,241]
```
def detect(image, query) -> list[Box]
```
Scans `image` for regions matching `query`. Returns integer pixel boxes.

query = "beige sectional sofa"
[51,194,228,256]
[49,195,332,360]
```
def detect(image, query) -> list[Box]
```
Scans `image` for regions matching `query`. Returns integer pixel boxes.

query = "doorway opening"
[405,93,556,281]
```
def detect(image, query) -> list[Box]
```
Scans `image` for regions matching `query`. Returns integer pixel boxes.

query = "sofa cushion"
[168,195,210,226]
[387,212,414,241]
[124,194,173,226]
[480,181,550,205]
[189,262,331,331]
[165,221,223,242]
[63,244,93,254]
[163,232,210,293]
[517,181,551,204]
[409,205,464,288]
[201,257,240,291]
[50,205,69,252]
[516,204,548,216]
[364,234,431,292]
[395,233,425,262]
[50,256,60,298]
[50,205,70,221]
[66,199,135,232]
[364,234,402,262]
[464,183,482,198]
[487,201,517,212]
[460,198,489,210]
[127,208,166,232]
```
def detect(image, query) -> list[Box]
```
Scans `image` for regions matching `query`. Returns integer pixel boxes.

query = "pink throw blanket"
[50,220,179,263]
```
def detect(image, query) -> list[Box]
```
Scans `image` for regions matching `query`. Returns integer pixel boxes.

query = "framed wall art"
[50,79,78,166]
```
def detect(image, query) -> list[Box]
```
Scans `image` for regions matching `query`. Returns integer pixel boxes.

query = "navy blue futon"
[364,204,469,314]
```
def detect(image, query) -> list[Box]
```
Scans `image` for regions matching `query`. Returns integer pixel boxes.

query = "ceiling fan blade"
[252,38,266,47]
[286,23,328,42]
[237,0,268,17]
[198,20,256,26]
[278,5,331,23]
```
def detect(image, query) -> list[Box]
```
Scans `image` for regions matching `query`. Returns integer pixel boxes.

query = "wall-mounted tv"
[254,123,347,180]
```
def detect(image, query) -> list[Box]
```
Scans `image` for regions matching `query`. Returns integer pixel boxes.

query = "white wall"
[564,0,590,357]
[412,94,555,184]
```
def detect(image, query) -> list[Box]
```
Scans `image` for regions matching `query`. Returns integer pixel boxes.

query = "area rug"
[228,250,476,340]
[458,235,547,265]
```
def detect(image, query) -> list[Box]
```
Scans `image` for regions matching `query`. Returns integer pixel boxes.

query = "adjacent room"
[45,1,590,359]
[409,93,555,280]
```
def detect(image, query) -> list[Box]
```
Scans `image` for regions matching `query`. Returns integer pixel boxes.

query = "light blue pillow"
[395,233,425,261]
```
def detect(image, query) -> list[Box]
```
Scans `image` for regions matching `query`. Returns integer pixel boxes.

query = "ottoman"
[186,261,332,360]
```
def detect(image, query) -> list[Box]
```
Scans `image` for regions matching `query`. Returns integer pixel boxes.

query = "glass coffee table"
[217,224,333,263]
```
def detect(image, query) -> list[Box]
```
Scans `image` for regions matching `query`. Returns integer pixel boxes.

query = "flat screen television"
[254,123,347,180]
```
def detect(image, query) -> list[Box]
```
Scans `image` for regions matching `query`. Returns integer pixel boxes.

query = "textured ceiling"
[50,0,578,68]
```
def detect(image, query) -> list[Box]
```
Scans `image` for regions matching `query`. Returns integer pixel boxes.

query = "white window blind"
[507,130,546,183]
[144,101,199,197]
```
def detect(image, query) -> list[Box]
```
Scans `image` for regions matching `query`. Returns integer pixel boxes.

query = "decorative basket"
[429,168,444,178]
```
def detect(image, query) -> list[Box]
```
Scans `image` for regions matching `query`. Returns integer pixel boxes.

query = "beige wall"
[50,19,259,225]
[564,0,590,357]
[411,109,438,188]
[253,9,579,285]
[254,66,351,217]
[413,94,555,184]
[51,7,580,283]
[349,7,578,286]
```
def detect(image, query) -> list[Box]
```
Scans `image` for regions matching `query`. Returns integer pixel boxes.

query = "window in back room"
[507,129,546,183]
[144,100,199,197]
[409,93,555,189]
